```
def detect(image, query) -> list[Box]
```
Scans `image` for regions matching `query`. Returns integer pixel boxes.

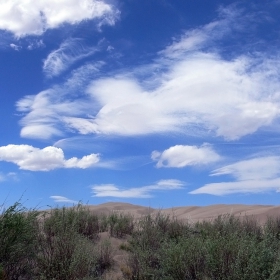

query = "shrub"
[0,202,38,279]
[107,212,134,238]
[42,204,100,241]
[36,204,111,279]
[36,231,96,280]
[160,237,206,279]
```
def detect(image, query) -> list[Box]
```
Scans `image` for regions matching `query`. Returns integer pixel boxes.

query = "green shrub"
[160,237,206,279]
[0,202,38,279]
[36,231,96,280]
[42,204,100,241]
[107,212,134,238]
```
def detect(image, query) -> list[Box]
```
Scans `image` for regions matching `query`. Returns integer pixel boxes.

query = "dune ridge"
[85,202,280,224]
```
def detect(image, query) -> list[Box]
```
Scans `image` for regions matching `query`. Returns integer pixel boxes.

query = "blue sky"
[1,0,280,209]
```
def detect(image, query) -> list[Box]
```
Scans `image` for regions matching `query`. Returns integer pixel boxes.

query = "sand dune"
[85,202,280,224]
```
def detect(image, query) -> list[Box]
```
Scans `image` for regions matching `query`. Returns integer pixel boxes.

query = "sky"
[1,0,280,209]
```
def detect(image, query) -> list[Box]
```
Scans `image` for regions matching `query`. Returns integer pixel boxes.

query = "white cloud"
[190,179,280,196]
[0,172,18,182]
[0,0,119,37]
[0,173,5,182]
[17,62,105,139]
[190,156,280,195]
[210,156,280,180]
[0,144,99,171]
[92,179,184,198]
[17,88,93,139]
[10,43,21,50]
[151,144,221,168]
[16,8,280,141]
[50,196,78,204]
[43,39,98,78]
[27,39,44,50]
[80,54,279,140]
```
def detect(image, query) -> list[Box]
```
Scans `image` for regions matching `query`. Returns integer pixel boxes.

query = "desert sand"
[86,202,280,224]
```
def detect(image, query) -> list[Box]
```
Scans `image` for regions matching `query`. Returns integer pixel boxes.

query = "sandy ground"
[86,202,280,224]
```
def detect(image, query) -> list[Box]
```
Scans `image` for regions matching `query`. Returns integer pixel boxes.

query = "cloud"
[43,39,98,78]
[78,53,279,140]
[0,144,99,171]
[190,156,280,195]
[190,179,280,196]
[151,144,221,168]
[17,6,280,140]
[17,62,105,139]
[10,43,21,51]
[0,173,5,182]
[210,156,280,180]
[92,179,184,198]
[0,172,18,182]
[27,39,44,50]
[50,196,78,204]
[0,0,119,37]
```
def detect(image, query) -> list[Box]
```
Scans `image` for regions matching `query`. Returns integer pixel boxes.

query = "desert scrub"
[160,236,207,279]
[42,204,100,241]
[0,202,38,279]
[36,229,99,280]
[107,211,134,238]
[123,213,280,280]
[36,205,114,279]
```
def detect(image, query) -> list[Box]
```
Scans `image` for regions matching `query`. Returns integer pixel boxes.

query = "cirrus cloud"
[190,156,280,195]
[92,179,185,198]
[50,195,78,204]
[43,38,99,78]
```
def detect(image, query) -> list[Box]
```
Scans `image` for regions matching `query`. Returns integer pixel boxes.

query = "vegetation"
[2,201,280,279]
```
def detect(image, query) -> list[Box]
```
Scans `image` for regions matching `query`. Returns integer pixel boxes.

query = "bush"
[36,205,112,279]
[4,201,280,279]
[107,212,134,238]
[123,213,280,280]
[42,204,100,241]
[0,202,38,279]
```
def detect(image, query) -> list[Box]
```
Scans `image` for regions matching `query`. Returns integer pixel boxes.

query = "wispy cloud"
[27,39,44,50]
[0,172,16,183]
[16,5,280,141]
[190,156,280,195]
[0,0,119,37]
[152,144,221,168]
[10,43,21,51]
[0,144,99,171]
[210,156,280,180]
[92,179,185,198]
[43,39,99,78]
[190,179,280,196]
[0,173,5,182]
[16,63,101,139]
[50,196,78,204]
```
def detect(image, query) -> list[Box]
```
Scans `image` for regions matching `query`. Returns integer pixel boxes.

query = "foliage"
[3,201,280,279]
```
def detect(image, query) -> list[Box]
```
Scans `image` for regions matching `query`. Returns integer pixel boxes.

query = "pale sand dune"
[85,202,280,224]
